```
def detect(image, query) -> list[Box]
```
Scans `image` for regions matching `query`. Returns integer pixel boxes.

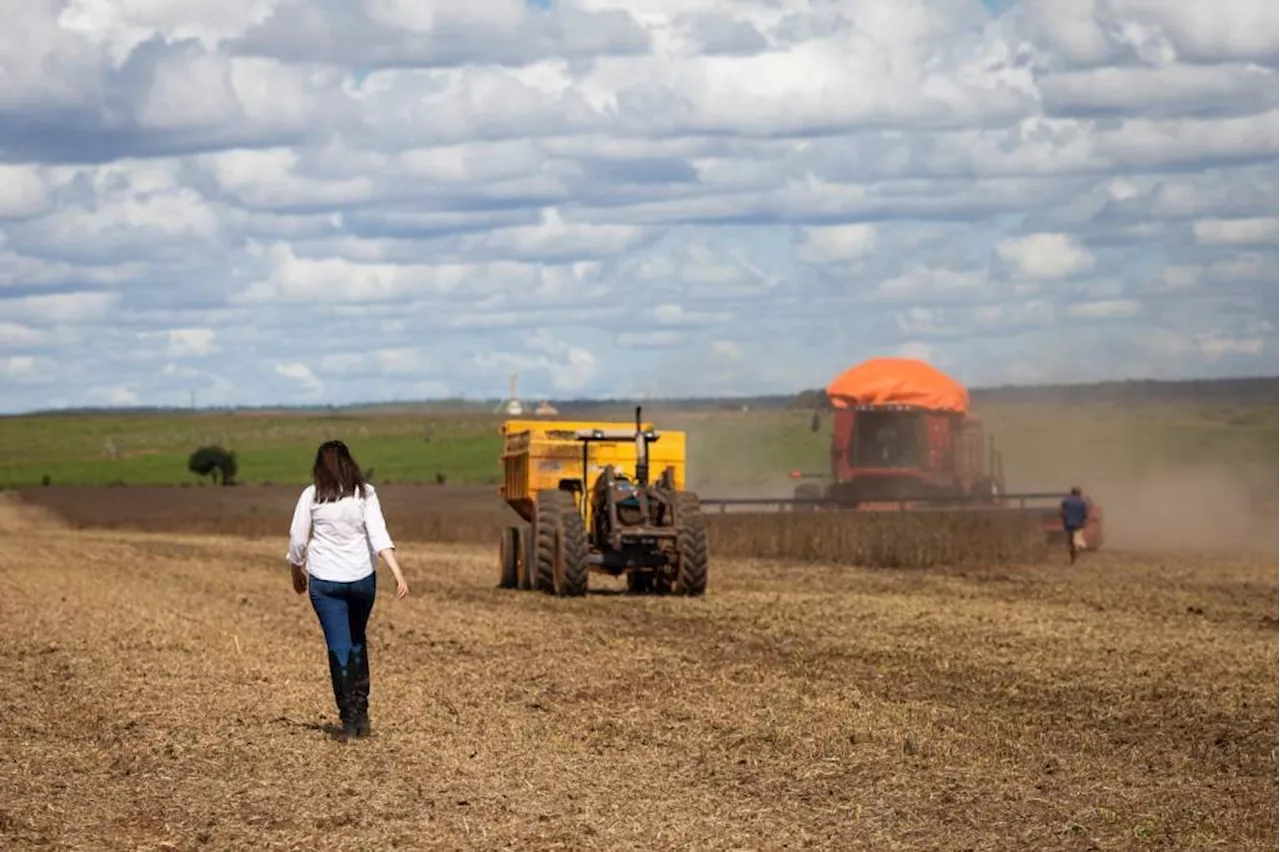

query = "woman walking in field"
[286,440,409,741]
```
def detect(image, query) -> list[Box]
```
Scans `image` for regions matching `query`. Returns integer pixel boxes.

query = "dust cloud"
[0,493,68,534]
[660,400,1279,554]
[994,406,1278,554]
[1081,466,1277,553]
[673,413,804,501]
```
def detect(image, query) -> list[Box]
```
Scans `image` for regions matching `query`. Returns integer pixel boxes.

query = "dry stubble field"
[1,494,1277,851]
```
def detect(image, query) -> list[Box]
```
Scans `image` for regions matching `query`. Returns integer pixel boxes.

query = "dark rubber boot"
[349,645,371,738]
[327,650,357,741]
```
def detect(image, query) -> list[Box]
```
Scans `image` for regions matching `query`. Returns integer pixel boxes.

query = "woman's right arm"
[285,487,313,595]
[286,486,313,568]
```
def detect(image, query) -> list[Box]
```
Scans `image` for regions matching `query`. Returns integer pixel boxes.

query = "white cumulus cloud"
[794,223,879,264]
[1193,217,1278,246]
[0,0,1274,412]
[275,362,323,394]
[996,233,1095,280]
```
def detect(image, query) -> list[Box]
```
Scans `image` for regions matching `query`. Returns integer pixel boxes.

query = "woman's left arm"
[363,487,408,598]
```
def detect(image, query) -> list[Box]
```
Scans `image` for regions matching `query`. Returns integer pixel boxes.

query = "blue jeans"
[308,573,377,720]
[309,572,376,664]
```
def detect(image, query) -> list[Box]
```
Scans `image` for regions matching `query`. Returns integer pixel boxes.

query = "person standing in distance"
[286,440,409,740]
[1059,485,1090,565]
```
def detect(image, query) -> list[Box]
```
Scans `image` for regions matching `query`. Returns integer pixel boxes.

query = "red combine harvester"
[702,357,1105,550]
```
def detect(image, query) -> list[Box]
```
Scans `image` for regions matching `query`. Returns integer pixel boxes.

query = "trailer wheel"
[531,491,560,592]
[517,523,535,590]
[674,491,708,596]
[553,491,589,597]
[498,525,519,589]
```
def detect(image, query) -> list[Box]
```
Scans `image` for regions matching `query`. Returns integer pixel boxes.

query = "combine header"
[496,407,709,596]
[702,358,1104,550]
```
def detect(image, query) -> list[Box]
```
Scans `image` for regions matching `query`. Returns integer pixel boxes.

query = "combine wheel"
[498,526,519,589]
[674,491,709,596]
[792,483,822,512]
[550,490,588,597]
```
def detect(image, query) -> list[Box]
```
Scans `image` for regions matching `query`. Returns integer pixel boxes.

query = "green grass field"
[0,405,827,489]
[2,401,1276,495]
[0,411,499,488]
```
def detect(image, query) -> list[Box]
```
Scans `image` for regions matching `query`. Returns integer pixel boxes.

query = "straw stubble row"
[19,485,1049,568]
[704,510,1049,567]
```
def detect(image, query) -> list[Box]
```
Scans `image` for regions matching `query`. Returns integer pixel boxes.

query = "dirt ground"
[0,498,1276,851]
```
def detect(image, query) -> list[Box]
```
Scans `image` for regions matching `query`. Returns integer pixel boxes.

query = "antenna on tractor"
[634,405,649,486]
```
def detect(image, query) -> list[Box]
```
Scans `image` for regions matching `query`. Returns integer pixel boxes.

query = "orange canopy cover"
[824,357,969,413]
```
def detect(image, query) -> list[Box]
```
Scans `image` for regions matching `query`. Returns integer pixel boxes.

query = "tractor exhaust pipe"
[634,405,649,486]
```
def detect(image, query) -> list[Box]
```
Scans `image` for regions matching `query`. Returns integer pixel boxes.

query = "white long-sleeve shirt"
[286,484,395,583]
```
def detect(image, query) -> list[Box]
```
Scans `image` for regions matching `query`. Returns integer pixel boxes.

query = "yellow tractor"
[496,407,709,597]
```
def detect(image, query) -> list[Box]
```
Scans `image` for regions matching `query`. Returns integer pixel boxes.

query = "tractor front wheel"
[674,491,709,596]
[626,570,654,595]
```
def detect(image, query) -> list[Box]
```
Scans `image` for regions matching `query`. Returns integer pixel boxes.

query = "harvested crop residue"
[0,524,1275,850]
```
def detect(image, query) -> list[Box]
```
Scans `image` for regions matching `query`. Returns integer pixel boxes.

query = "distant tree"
[791,389,827,410]
[188,446,238,486]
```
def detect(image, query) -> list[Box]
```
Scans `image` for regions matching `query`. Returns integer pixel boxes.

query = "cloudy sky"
[0,0,1276,411]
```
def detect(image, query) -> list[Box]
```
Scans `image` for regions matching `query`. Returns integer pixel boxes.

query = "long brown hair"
[312,440,368,503]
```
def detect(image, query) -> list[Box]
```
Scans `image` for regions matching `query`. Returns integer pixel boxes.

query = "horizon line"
[4,373,1277,418]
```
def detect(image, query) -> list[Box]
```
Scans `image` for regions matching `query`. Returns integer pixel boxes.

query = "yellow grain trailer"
[497,407,709,597]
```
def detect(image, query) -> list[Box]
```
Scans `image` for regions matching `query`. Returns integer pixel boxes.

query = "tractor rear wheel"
[498,526,519,589]
[674,491,709,596]
[531,491,561,593]
[551,490,588,597]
